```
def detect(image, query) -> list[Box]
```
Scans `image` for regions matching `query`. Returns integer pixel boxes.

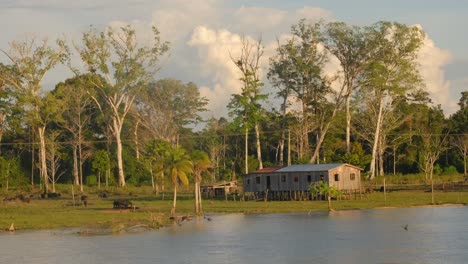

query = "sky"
[1,0,467,118]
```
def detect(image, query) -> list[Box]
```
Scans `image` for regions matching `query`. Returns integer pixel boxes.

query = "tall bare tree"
[0,37,67,193]
[76,25,169,186]
[361,22,425,179]
[55,74,97,191]
[323,22,372,153]
[229,36,266,172]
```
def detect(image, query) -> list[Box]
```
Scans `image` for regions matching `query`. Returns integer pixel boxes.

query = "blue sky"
[0,0,466,116]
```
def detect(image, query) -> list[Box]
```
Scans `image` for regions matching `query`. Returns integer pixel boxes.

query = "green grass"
[1,188,467,231]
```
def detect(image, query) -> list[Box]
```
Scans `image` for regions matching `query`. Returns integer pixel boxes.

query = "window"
[350,173,356,181]
[281,175,286,182]
[247,179,250,185]
[256,177,261,184]
[307,175,312,183]
[334,174,340,181]
[294,176,299,182]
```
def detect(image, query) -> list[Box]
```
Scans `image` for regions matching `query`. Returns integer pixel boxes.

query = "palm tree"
[165,146,192,216]
[191,150,212,216]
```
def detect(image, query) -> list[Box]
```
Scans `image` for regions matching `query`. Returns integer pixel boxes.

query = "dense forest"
[0,19,466,193]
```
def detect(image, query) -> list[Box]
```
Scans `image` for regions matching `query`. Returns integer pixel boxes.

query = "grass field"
[1,186,467,231]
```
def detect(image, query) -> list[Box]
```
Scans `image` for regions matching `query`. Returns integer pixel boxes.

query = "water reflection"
[0,206,467,264]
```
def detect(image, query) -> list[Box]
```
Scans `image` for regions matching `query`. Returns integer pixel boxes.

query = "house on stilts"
[243,163,362,200]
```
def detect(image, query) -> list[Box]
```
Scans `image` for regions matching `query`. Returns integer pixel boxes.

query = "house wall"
[328,166,361,190]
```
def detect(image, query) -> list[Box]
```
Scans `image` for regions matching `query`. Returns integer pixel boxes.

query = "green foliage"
[0,156,26,189]
[309,180,342,199]
[92,150,110,175]
[190,150,212,183]
[247,155,259,173]
[86,174,97,186]
[343,142,371,169]
[165,146,193,187]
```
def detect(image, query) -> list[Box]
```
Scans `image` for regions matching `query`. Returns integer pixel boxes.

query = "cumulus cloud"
[417,29,456,114]
[295,6,333,20]
[188,26,246,117]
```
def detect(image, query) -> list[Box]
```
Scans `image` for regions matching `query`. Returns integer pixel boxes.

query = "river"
[1,206,467,264]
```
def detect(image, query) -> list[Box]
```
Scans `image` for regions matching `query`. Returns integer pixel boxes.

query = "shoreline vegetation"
[1,183,467,234]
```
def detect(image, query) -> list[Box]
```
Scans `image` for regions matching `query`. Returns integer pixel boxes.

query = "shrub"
[86,175,97,186]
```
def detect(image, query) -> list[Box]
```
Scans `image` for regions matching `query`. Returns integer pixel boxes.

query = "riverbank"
[1,190,467,232]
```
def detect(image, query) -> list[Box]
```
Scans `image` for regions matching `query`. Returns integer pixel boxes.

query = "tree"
[415,105,449,204]
[309,180,342,211]
[165,145,192,216]
[143,139,170,194]
[268,40,295,166]
[54,74,97,191]
[323,22,372,154]
[450,91,468,176]
[0,155,22,191]
[136,79,207,143]
[361,22,425,179]
[45,130,66,193]
[0,37,67,193]
[228,36,266,173]
[190,150,212,216]
[76,25,169,187]
[268,20,344,164]
[92,150,110,188]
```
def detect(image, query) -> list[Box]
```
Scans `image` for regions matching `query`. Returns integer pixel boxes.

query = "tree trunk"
[105,169,109,188]
[245,126,248,174]
[134,119,140,161]
[345,95,352,154]
[150,167,155,192]
[198,185,203,215]
[172,186,177,216]
[194,182,199,215]
[51,149,56,193]
[38,126,49,193]
[6,169,9,191]
[288,129,291,166]
[113,119,126,187]
[309,111,339,164]
[378,139,385,177]
[369,96,384,179]
[78,143,83,192]
[73,146,79,185]
[464,145,467,177]
[430,164,434,204]
[327,195,332,211]
[254,122,263,169]
[279,139,284,166]
[31,139,35,188]
[98,171,101,189]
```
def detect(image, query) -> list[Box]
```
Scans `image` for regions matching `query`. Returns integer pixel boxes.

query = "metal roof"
[275,163,359,172]
[251,166,284,174]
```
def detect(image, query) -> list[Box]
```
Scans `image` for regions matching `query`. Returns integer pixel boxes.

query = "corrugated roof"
[276,163,349,172]
[251,166,284,174]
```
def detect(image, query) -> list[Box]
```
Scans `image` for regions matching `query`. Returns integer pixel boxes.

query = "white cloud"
[417,30,456,115]
[188,26,244,117]
[295,6,333,20]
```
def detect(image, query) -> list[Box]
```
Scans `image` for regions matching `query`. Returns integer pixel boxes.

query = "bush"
[443,165,459,175]
[86,175,97,186]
